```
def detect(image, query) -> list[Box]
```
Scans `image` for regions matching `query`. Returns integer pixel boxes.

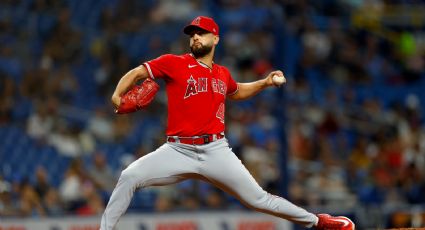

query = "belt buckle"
[203,135,210,144]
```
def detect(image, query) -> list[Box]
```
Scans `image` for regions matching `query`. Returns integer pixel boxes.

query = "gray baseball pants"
[100,138,318,229]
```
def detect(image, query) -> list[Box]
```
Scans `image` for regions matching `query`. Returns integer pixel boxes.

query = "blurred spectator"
[88,152,117,192]
[179,194,201,211]
[93,56,114,97]
[44,7,82,65]
[204,188,226,210]
[59,159,87,211]
[48,66,79,104]
[112,115,133,142]
[43,187,64,216]
[76,183,104,216]
[19,179,46,217]
[87,108,114,142]
[154,185,178,213]
[48,122,82,157]
[20,68,50,100]
[301,22,331,63]
[0,176,20,216]
[34,166,51,200]
[241,140,279,190]
[0,75,14,124]
[154,194,174,212]
[150,0,201,23]
[27,102,55,141]
[119,153,136,170]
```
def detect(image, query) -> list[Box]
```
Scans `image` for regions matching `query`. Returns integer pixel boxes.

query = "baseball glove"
[115,78,160,114]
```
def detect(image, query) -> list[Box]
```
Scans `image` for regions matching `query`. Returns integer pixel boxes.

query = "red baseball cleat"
[315,214,355,230]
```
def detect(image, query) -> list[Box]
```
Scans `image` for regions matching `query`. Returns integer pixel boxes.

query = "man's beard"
[191,43,213,58]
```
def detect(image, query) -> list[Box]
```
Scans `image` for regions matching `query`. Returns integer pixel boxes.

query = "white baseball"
[272,74,286,85]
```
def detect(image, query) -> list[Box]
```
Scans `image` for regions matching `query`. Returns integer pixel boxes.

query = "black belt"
[167,133,224,145]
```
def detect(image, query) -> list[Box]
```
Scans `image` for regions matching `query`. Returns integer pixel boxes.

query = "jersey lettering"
[216,103,225,123]
[198,78,208,92]
[211,78,218,93]
[217,79,226,95]
[184,77,227,99]
[184,76,198,99]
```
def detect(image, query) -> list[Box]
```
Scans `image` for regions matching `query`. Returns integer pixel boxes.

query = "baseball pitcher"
[101,16,355,230]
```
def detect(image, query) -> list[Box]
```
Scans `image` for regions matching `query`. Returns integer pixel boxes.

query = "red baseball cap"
[183,16,219,36]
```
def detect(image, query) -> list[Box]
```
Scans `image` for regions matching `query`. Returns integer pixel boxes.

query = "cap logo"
[194,17,201,25]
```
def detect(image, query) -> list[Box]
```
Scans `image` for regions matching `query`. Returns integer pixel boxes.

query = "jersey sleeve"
[225,69,239,95]
[142,54,176,80]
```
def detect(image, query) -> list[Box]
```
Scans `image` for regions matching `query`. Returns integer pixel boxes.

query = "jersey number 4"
[216,103,225,123]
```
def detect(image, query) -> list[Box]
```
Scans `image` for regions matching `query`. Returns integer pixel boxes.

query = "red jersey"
[143,53,238,136]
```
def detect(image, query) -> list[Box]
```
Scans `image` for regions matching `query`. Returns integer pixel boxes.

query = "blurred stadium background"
[0,0,424,229]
